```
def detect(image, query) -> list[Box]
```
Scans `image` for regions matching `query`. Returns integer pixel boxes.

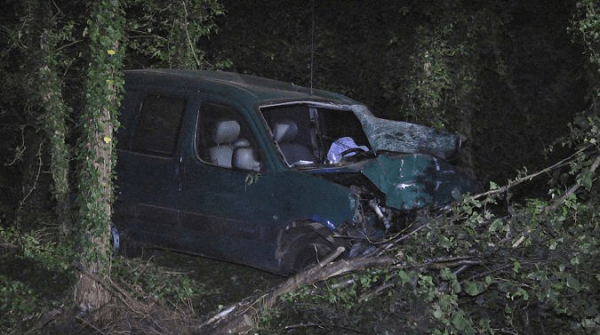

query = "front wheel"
[110,225,143,258]
[291,235,336,273]
[110,226,120,256]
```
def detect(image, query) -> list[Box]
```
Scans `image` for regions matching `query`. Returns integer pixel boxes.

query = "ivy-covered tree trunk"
[37,3,72,235]
[74,0,125,316]
[6,0,72,229]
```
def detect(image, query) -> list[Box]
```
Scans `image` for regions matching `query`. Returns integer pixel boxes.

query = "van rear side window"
[131,94,185,156]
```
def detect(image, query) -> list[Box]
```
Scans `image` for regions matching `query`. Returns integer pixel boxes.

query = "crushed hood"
[351,105,461,160]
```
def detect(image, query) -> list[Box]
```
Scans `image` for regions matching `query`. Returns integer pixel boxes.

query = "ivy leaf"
[463,281,488,296]
[512,259,521,273]
[566,275,580,291]
[488,218,505,233]
[452,311,469,331]
[397,270,412,285]
[432,304,443,319]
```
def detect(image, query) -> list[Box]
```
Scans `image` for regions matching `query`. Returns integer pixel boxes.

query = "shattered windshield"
[260,103,372,167]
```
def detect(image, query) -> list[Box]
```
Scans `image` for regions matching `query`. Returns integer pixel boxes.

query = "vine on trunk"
[74,0,126,316]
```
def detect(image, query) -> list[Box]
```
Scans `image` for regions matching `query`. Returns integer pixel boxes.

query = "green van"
[112,69,479,275]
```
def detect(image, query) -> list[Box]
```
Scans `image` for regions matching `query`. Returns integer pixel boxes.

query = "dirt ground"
[148,248,284,316]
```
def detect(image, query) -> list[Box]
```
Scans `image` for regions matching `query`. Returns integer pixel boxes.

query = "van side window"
[197,102,262,171]
[131,94,185,157]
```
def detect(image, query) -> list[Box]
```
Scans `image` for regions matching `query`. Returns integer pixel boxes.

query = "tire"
[291,235,335,273]
[110,226,121,257]
[111,225,143,258]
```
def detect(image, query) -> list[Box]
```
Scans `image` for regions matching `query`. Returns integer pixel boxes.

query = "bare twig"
[358,281,396,302]
[181,1,201,68]
[547,154,600,212]
[284,322,365,334]
[75,264,149,316]
[5,126,27,166]
[76,315,107,335]
[376,221,431,256]
[473,146,591,200]
[18,139,44,208]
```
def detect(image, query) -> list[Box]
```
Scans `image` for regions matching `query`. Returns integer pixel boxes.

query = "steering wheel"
[340,147,368,158]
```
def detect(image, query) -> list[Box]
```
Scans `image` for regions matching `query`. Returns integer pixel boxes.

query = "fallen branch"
[284,322,365,334]
[199,239,484,335]
[200,249,396,334]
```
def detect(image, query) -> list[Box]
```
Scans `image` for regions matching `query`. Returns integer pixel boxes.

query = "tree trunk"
[37,13,72,235]
[73,0,125,318]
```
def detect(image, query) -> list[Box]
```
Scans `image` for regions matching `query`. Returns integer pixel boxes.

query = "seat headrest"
[273,120,298,143]
[213,120,240,144]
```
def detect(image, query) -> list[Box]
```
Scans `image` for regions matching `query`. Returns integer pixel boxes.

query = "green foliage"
[125,0,225,69]
[0,225,73,333]
[571,0,600,103]
[0,223,224,333]
[405,25,453,129]
[401,2,485,130]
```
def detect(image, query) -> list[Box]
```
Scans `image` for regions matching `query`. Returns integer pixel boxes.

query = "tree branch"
[473,146,591,200]
[181,1,201,68]
[547,153,600,212]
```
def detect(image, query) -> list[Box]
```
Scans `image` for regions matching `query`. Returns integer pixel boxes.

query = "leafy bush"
[0,226,73,333]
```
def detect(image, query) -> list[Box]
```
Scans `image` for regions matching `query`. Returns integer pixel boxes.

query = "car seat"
[209,120,240,167]
[273,120,314,165]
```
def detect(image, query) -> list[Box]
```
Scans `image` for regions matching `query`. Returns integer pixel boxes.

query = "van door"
[115,93,187,248]
[177,101,281,271]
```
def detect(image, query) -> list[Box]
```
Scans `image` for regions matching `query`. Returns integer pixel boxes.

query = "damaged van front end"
[260,101,480,271]
[290,150,479,258]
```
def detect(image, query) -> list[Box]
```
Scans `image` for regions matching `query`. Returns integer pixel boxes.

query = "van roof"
[124,69,356,105]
